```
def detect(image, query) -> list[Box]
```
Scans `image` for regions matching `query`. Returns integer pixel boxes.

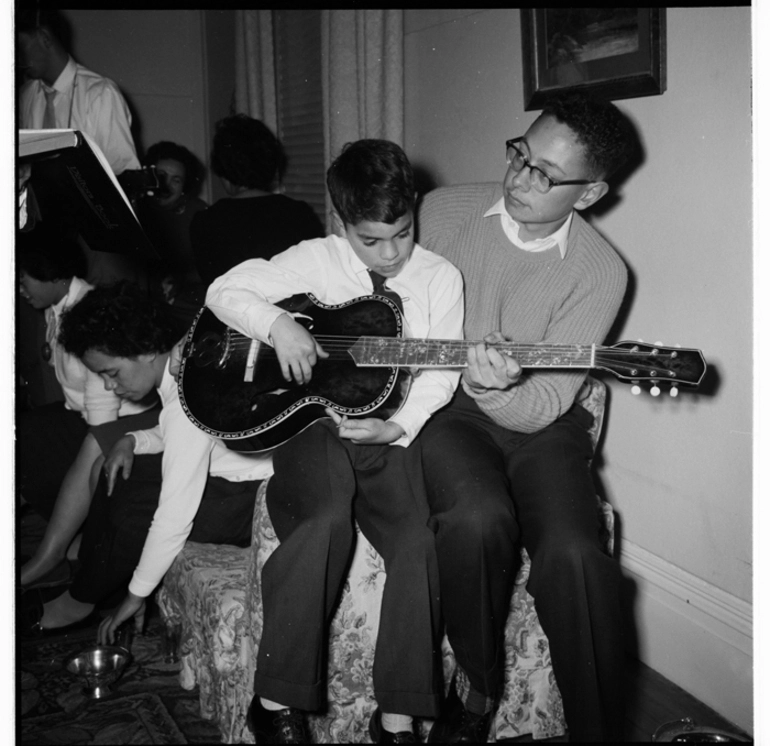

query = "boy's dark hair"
[326,139,415,226]
[541,93,636,180]
[211,115,286,192]
[144,141,205,196]
[58,281,185,359]
[17,225,87,282]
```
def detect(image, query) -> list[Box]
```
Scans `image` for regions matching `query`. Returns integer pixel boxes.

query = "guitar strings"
[201,334,686,374]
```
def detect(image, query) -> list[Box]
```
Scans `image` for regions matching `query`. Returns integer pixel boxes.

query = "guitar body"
[178,294,407,452]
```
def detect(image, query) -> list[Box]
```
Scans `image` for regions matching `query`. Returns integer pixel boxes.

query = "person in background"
[417,92,637,743]
[16,8,147,406]
[21,282,271,639]
[191,114,324,288]
[17,229,158,589]
[17,8,139,176]
[135,141,208,323]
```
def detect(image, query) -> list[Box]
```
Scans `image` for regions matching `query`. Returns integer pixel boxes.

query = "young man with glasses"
[416,93,638,742]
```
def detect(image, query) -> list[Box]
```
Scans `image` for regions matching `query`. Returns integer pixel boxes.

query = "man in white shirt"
[17,9,145,287]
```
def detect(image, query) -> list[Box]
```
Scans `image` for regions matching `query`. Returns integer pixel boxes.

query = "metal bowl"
[652,717,751,742]
[64,645,131,699]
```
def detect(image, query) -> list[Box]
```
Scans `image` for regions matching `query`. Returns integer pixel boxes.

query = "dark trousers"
[69,453,258,605]
[420,388,624,742]
[254,420,442,717]
[18,403,88,520]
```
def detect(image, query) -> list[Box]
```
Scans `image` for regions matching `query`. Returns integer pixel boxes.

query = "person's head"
[503,92,635,240]
[144,141,204,208]
[326,139,416,279]
[17,226,86,310]
[210,115,286,193]
[16,9,72,85]
[58,281,185,402]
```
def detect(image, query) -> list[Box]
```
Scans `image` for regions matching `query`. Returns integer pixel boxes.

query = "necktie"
[368,270,403,313]
[43,89,57,129]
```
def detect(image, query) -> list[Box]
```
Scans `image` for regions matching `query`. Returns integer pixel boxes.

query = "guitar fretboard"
[349,337,595,369]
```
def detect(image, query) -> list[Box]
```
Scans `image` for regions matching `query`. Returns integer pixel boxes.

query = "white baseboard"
[619,540,753,735]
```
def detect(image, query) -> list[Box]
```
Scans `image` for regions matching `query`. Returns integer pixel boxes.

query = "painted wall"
[405,8,753,732]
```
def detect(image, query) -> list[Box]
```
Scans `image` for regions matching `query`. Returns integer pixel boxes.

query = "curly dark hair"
[144,141,205,197]
[541,93,637,180]
[17,225,86,282]
[210,115,286,191]
[326,139,415,227]
[58,281,185,359]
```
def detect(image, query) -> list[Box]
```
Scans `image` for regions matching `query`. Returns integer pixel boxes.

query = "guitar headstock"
[596,341,707,396]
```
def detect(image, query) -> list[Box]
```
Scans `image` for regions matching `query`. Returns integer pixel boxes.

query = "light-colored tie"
[43,89,57,129]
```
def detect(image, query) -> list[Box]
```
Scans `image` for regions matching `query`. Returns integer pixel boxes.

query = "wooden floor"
[621,656,751,742]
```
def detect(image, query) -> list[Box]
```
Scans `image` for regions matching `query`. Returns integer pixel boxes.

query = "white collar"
[484,198,572,259]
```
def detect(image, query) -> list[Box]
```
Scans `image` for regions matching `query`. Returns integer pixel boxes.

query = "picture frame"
[521,8,666,111]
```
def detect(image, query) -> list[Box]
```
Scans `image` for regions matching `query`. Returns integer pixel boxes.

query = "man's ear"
[330,210,345,237]
[573,181,609,212]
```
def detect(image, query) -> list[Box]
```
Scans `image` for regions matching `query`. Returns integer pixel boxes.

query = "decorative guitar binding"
[178,293,707,453]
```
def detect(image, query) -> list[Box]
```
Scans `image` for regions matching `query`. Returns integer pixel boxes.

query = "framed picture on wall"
[521,8,666,110]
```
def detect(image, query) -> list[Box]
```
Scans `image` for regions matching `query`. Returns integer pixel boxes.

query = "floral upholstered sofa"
[157,377,613,743]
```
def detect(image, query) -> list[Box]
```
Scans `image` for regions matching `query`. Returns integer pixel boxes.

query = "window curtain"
[321,9,405,228]
[234,9,277,134]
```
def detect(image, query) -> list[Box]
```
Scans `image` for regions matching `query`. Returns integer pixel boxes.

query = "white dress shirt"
[483,198,573,258]
[128,361,273,597]
[19,56,140,175]
[206,234,465,447]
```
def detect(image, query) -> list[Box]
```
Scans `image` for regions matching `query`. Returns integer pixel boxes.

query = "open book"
[18,129,156,258]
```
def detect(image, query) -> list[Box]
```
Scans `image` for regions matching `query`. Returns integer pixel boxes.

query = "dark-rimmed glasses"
[505,138,593,194]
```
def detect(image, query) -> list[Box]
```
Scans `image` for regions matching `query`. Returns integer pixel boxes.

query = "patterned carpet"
[18,511,223,745]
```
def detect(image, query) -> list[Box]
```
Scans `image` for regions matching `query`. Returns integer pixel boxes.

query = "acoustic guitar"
[178,293,707,453]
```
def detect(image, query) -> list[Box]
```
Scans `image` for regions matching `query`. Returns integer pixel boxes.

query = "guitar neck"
[349,337,594,369]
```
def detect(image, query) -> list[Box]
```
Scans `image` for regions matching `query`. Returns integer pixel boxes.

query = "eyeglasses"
[505,138,593,194]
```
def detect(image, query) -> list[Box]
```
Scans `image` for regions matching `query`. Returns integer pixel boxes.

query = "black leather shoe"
[369,707,418,743]
[247,695,310,743]
[427,680,492,743]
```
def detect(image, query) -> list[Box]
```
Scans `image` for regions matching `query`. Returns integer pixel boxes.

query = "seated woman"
[18,228,159,589]
[134,141,208,322]
[191,114,324,288]
[21,282,272,636]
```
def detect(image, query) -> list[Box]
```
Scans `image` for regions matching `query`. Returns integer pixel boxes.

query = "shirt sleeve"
[205,243,330,342]
[388,261,464,446]
[82,368,121,426]
[127,387,216,597]
[129,426,164,455]
[84,78,140,175]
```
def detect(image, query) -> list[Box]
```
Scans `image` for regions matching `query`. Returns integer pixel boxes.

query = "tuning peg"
[670,386,679,398]
[650,385,661,397]
[631,384,642,396]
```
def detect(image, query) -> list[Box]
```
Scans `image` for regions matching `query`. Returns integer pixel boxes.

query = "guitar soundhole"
[192,332,226,367]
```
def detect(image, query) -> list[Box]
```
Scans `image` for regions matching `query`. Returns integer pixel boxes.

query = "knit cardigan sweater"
[418,182,627,433]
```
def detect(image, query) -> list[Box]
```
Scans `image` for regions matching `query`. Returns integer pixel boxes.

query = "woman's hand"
[325,408,405,444]
[463,331,521,393]
[104,435,136,496]
[97,591,146,645]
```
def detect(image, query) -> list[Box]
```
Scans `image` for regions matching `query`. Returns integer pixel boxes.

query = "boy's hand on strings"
[325,407,405,445]
[269,313,328,385]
